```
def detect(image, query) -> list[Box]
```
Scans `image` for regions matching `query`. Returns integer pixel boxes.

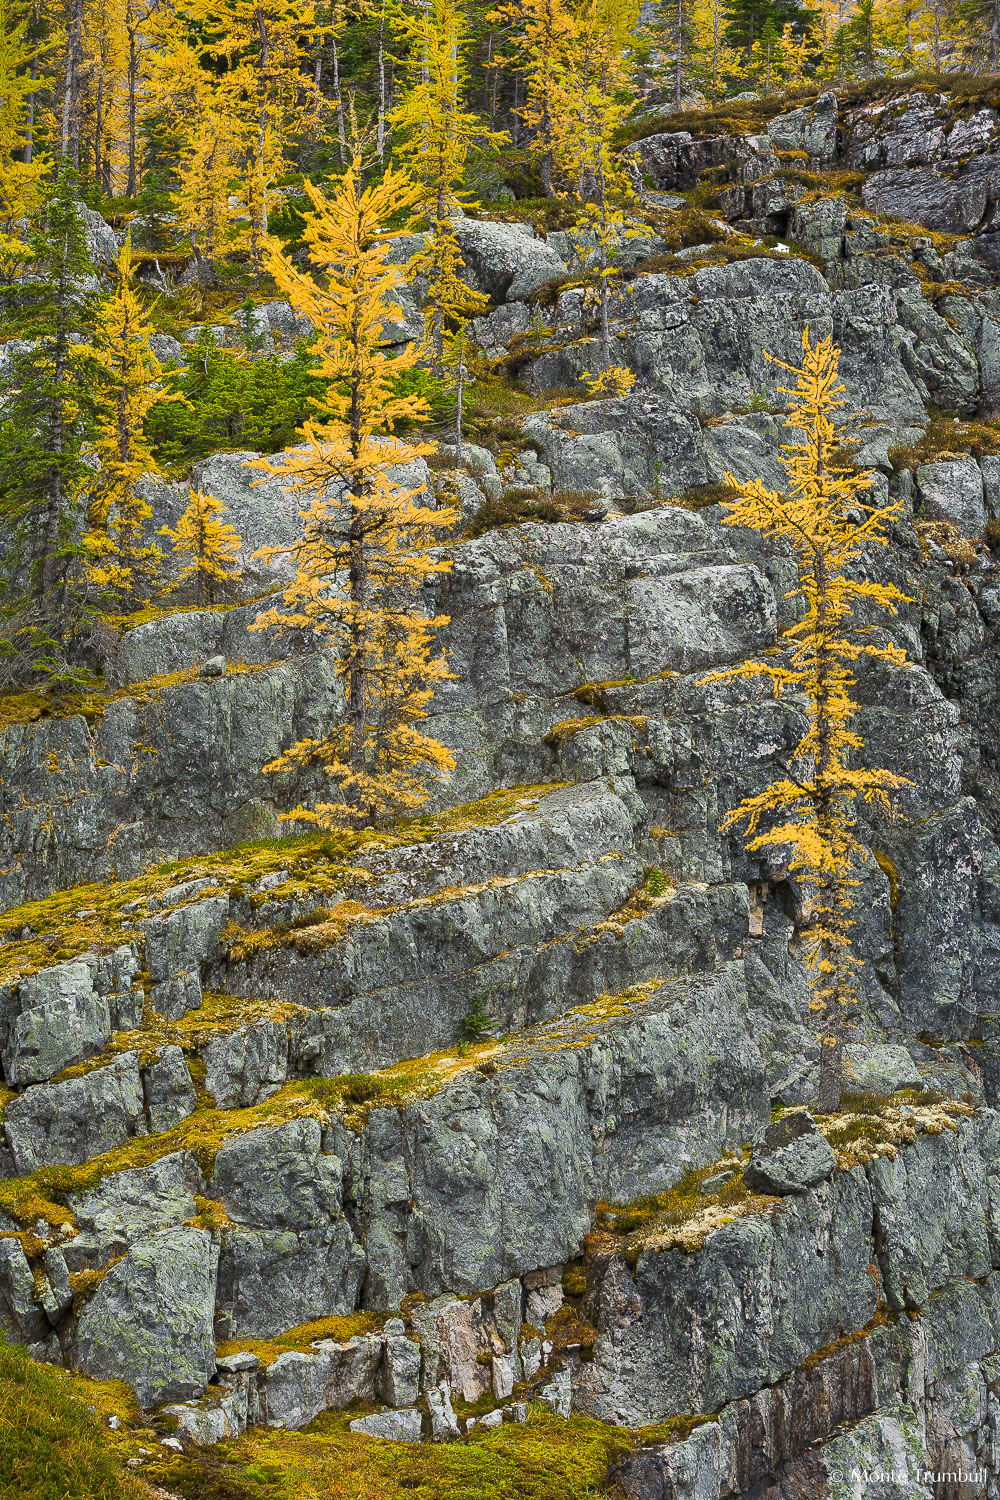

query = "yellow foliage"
[492,0,577,195]
[171,0,320,271]
[0,0,44,252]
[701,329,913,1112]
[581,365,635,398]
[253,159,459,828]
[158,487,242,605]
[82,237,174,614]
[535,0,641,373]
[390,0,498,368]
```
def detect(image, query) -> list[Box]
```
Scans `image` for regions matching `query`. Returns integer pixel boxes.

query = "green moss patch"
[0,1338,143,1500]
[889,413,1000,471]
[141,1407,633,1500]
[217,1312,383,1369]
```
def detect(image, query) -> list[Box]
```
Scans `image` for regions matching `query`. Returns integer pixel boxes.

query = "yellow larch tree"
[158,488,242,604]
[0,0,45,253]
[547,0,640,386]
[390,0,496,373]
[252,158,459,829]
[84,238,173,614]
[180,0,318,277]
[493,0,577,197]
[701,330,913,1113]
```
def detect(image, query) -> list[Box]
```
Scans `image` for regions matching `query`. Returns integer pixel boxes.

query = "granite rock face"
[6,79,1000,1494]
[72,1227,219,1405]
[742,1111,837,1195]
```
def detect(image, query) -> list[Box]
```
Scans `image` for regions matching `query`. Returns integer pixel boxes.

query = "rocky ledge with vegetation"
[11,53,1000,1500]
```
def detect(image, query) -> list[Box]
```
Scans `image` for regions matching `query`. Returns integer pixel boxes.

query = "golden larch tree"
[390,0,496,372]
[84,238,174,614]
[158,488,242,604]
[495,0,577,196]
[252,158,459,829]
[180,0,318,277]
[701,330,913,1113]
[547,0,640,388]
[0,0,44,252]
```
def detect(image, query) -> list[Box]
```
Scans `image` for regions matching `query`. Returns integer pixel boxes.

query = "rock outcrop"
[7,77,1000,1497]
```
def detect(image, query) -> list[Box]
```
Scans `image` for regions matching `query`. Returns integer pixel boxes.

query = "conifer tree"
[0,0,44,249]
[181,0,318,276]
[701,331,913,1114]
[390,0,494,372]
[83,237,172,613]
[253,158,459,829]
[0,166,97,617]
[158,487,242,604]
[547,0,639,382]
[495,0,576,196]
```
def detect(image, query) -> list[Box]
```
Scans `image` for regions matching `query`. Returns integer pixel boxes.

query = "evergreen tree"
[723,0,813,58]
[701,331,912,1113]
[158,487,242,604]
[180,0,319,277]
[495,0,576,196]
[547,0,640,383]
[0,167,97,640]
[253,158,459,829]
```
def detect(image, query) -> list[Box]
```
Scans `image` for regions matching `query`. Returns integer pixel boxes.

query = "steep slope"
[6,81,1000,1499]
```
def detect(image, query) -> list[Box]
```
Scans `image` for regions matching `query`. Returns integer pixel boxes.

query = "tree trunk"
[332,34,347,165]
[127,16,138,196]
[377,9,386,160]
[598,168,611,371]
[24,52,37,163]
[42,235,71,603]
[455,327,464,467]
[251,3,270,279]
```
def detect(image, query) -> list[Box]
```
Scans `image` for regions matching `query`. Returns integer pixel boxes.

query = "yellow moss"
[217,1312,382,1367]
[873,850,900,911]
[569,978,664,1021]
[0,782,569,988]
[577,868,676,944]
[545,714,649,748]
[142,1406,633,1499]
[818,1094,976,1168]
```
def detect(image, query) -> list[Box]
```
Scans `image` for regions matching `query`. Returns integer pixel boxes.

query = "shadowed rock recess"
[14,82,1000,1498]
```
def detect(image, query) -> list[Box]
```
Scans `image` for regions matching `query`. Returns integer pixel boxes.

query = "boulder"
[4,1054,147,1172]
[258,299,314,348]
[863,166,989,234]
[742,1111,837,1196]
[263,1349,335,1429]
[450,218,567,301]
[843,1043,923,1097]
[767,91,838,163]
[68,1154,203,1252]
[212,1119,365,1337]
[349,1408,423,1442]
[3,959,111,1086]
[0,1239,49,1343]
[187,451,305,589]
[73,1227,219,1406]
[379,1332,422,1408]
[916,458,987,537]
[77,202,122,266]
[143,1047,198,1132]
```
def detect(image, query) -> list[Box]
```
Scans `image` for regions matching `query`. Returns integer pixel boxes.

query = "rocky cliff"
[6,82,1000,1499]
